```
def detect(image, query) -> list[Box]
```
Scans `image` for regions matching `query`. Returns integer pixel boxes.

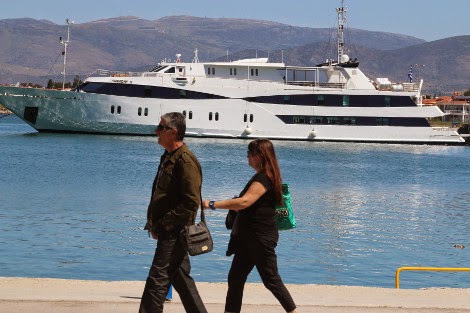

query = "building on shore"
[423,93,470,126]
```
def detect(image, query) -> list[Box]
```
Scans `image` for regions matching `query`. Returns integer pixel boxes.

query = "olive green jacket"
[146,144,202,233]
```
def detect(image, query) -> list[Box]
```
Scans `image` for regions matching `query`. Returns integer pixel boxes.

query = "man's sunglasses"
[156,124,174,131]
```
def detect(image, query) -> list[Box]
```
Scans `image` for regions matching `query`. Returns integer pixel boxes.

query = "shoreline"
[1,277,470,313]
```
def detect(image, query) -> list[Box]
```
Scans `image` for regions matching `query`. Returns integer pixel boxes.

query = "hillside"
[0,16,468,93]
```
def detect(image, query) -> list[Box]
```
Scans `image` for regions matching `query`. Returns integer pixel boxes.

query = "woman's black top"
[237,172,278,240]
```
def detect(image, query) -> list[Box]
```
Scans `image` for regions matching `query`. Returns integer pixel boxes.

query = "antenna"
[192,48,199,63]
[60,18,74,90]
[336,0,347,64]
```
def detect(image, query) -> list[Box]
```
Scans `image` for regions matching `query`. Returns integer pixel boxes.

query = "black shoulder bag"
[181,206,213,256]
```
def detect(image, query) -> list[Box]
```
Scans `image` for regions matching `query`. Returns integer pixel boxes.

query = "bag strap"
[182,152,205,224]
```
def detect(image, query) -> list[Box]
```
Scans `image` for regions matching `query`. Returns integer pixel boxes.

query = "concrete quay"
[1,277,470,313]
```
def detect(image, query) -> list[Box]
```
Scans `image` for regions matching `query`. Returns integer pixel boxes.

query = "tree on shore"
[46,75,82,90]
[18,82,43,88]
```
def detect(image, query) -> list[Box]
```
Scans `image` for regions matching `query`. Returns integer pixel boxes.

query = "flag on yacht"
[408,65,413,83]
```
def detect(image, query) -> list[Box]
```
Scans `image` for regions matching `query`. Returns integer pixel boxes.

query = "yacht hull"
[0,86,464,144]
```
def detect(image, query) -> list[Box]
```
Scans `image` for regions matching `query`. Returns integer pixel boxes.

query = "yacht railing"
[92,67,414,93]
[402,83,419,92]
[95,69,143,77]
[286,81,346,88]
[377,83,419,92]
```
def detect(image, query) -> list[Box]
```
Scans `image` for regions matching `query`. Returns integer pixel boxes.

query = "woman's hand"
[202,199,210,209]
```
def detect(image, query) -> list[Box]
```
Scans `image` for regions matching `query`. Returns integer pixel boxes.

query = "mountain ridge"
[0,16,467,93]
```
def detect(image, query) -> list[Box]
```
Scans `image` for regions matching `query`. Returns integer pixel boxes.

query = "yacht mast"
[336,0,347,63]
[60,18,74,90]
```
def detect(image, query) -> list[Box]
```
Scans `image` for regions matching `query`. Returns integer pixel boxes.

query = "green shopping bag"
[274,184,297,230]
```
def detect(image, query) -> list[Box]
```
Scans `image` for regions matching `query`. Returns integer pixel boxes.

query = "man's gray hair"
[161,112,186,141]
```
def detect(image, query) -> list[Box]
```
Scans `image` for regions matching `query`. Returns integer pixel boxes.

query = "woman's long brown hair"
[248,139,283,205]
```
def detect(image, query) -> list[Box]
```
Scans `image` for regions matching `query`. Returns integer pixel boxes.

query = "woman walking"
[203,139,298,313]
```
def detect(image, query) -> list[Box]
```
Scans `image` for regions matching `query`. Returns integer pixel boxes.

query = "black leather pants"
[139,230,208,313]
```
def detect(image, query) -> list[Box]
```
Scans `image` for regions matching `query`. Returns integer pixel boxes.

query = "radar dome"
[340,54,350,63]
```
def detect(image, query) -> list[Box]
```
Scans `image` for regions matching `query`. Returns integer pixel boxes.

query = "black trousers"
[225,236,296,313]
[139,230,208,313]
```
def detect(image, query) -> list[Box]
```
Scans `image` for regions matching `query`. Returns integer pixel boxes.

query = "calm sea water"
[1,115,469,289]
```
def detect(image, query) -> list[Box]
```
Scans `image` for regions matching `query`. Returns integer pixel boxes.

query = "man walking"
[139,112,207,313]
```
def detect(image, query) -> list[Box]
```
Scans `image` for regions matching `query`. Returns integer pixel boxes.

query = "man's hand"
[148,230,158,240]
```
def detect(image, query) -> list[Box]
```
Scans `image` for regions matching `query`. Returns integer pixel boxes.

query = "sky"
[1,0,468,41]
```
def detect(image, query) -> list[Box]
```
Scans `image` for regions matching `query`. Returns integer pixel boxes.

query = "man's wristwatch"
[209,201,216,210]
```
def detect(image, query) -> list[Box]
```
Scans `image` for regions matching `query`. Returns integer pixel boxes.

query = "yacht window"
[81,82,105,93]
[156,66,168,72]
[149,65,167,72]
[230,68,233,75]
[317,95,325,105]
[144,108,148,116]
[250,69,259,76]
[376,117,390,126]
[207,68,211,75]
[343,95,350,106]
[189,111,193,119]
[179,90,187,98]
[250,114,254,123]
[209,112,213,121]
[283,95,291,104]
[144,87,152,98]
[234,68,237,75]
[138,107,142,116]
[111,105,115,114]
[212,68,215,75]
[244,114,247,122]
[215,112,219,121]
[165,67,175,73]
[117,106,121,114]
[183,110,187,117]
[385,96,391,107]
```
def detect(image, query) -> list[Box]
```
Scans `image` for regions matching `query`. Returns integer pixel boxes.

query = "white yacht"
[0,3,465,144]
